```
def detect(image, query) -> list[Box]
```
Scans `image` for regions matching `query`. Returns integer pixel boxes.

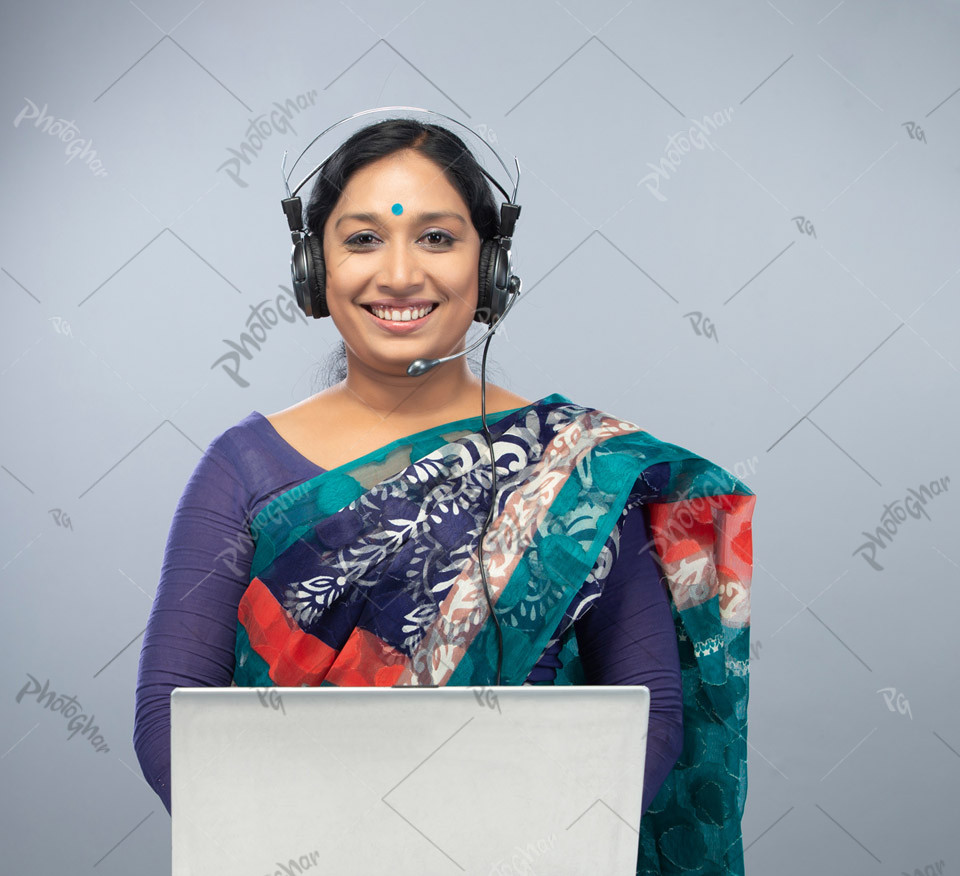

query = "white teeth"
[369,305,433,321]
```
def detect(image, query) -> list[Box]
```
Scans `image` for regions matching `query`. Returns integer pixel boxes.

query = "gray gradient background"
[2,1,958,873]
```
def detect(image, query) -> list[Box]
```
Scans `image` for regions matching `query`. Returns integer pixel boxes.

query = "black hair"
[304,117,500,244]
[304,117,502,391]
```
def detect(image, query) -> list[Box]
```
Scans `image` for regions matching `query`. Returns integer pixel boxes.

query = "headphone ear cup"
[303,234,329,318]
[291,237,311,317]
[476,239,500,324]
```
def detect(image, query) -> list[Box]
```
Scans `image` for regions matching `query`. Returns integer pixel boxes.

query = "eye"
[343,230,456,249]
[421,230,454,248]
[344,232,379,248]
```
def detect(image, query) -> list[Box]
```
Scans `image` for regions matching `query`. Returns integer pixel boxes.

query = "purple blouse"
[133,412,683,815]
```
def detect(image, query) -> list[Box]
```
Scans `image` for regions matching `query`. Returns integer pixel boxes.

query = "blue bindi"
[391,202,403,215]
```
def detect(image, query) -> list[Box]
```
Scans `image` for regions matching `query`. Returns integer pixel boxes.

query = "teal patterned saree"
[234,393,756,873]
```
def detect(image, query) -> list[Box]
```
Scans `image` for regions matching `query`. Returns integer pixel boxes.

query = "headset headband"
[280,105,520,213]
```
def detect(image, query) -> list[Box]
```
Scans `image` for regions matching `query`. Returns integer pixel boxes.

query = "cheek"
[322,248,364,289]
[322,262,371,321]
[438,260,480,310]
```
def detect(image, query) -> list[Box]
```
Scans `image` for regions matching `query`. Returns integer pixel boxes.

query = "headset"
[279,105,522,328]
[278,106,525,684]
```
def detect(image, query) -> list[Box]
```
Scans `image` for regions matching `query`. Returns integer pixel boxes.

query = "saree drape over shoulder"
[233,394,756,875]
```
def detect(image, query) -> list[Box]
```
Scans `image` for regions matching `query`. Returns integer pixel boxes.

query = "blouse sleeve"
[573,503,684,815]
[133,435,256,814]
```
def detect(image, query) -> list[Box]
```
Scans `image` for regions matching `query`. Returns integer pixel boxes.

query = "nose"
[378,238,424,291]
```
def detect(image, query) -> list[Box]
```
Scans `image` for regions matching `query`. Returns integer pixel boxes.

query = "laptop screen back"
[171,685,649,875]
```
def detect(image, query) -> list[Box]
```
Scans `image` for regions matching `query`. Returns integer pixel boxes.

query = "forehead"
[336,150,466,207]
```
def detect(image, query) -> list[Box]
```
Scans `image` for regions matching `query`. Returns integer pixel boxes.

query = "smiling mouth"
[363,303,437,322]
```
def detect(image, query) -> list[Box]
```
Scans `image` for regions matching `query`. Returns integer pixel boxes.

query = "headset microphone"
[406,276,521,377]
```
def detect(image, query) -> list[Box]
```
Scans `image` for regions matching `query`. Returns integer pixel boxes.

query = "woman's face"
[321,148,482,378]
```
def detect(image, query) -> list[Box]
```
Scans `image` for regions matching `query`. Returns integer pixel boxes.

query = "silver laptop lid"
[171,685,649,876]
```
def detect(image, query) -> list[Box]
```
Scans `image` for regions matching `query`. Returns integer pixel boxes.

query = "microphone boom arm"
[406,278,521,377]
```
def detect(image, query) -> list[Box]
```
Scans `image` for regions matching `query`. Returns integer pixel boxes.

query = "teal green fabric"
[235,394,756,873]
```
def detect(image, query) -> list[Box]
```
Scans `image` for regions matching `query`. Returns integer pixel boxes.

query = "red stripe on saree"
[323,628,407,687]
[237,576,338,685]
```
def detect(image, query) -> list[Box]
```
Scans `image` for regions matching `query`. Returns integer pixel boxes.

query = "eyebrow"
[334,210,467,230]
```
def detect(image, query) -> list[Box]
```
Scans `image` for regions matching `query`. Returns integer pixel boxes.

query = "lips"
[360,301,438,333]
[366,303,436,322]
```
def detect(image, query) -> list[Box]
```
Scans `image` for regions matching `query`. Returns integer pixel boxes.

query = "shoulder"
[207,410,270,460]
[189,411,285,512]
[261,395,319,425]
[530,395,649,435]
[261,387,343,433]
[484,384,532,413]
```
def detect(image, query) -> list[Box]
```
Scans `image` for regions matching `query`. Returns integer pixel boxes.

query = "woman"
[134,116,756,875]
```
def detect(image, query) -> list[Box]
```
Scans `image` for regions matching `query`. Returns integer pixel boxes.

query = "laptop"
[171,685,649,875]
